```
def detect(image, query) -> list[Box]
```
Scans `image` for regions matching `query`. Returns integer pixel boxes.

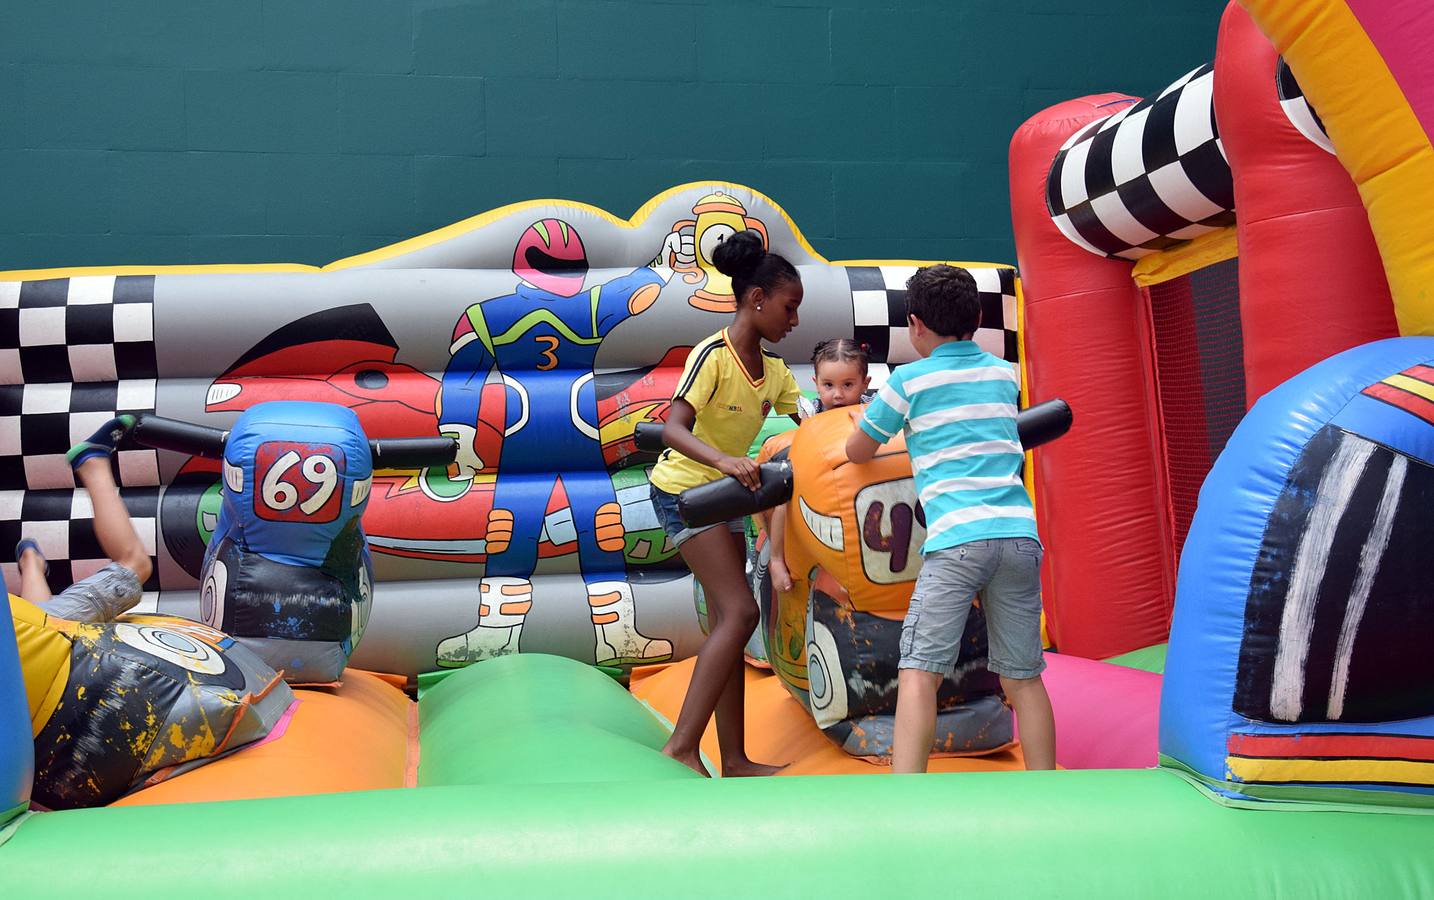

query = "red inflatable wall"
[1215,2,1397,404]
[1009,97,1177,659]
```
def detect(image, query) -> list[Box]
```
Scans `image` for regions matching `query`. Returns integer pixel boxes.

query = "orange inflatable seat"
[631,658,1026,775]
[114,670,417,806]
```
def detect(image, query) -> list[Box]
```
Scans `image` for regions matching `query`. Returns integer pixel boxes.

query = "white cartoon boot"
[435,577,532,667]
[588,579,673,667]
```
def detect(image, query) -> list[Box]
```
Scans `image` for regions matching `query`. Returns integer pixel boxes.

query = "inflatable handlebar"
[677,456,792,529]
[1013,398,1074,448]
[676,398,1072,527]
[634,421,665,453]
[369,437,459,469]
[131,415,228,458]
[130,415,458,467]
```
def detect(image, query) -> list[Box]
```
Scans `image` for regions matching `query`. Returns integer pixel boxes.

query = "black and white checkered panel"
[1,275,160,597]
[1276,56,1334,155]
[0,487,161,601]
[0,275,159,491]
[846,264,1019,380]
[1046,63,1236,261]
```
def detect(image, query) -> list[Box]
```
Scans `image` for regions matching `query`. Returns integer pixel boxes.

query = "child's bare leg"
[1002,674,1056,770]
[712,529,783,777]
[16,539,53,603]
[662,525,762,777]
[768,505,792,593]
[892,667,942,773]
[68,415,150,584]
[73,457,151,583]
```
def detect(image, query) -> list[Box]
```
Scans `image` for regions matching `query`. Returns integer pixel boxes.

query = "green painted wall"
[0,0,1226,271]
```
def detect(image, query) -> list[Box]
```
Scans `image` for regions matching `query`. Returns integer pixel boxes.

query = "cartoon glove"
[653,225,697,273]
[440,424,484,477]
[486,508,515,555]
[594,501,626,552]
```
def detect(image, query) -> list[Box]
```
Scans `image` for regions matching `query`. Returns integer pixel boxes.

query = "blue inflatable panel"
[1161,338,1434,803]
[0,569,33,824]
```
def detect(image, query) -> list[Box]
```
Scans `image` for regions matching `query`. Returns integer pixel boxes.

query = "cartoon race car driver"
[434,219,674,667]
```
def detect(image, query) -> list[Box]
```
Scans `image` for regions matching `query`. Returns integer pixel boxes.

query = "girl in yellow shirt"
[648,230,802,776]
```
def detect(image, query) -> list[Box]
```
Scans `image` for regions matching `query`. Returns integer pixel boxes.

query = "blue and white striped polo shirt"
[857,340,1036,554]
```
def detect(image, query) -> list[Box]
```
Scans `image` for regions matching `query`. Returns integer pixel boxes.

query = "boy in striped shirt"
[845,265,1054,773]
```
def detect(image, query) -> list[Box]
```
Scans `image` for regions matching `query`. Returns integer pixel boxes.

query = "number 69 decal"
[252,441,346,523]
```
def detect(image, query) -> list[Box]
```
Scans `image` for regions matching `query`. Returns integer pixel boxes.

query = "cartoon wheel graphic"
[160,472,222,579]
[115,623,227,676]
[200,558,229,630]
[806,617,848,729]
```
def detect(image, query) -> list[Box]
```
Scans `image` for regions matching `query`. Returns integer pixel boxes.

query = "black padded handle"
[674,398,1073,527]
[131,414,459,468]
[369,437,458,468]
[634,421,666,453]
[677,460,793,529]
[131,415,228,459]
[1017,398,1073,449]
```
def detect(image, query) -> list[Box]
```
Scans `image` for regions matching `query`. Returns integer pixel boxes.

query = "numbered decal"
[534,334,560,371]
[252,441,346,523]
[855,478,927,585]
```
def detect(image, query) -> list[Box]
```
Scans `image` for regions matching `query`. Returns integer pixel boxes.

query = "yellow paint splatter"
[149,720,216,767]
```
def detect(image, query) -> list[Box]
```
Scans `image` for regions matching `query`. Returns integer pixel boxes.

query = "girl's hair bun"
[711,229,765,280]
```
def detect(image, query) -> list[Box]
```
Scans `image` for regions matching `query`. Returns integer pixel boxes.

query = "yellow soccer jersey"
[650,328,801,494]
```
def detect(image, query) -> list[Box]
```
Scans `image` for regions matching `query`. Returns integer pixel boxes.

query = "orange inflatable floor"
[114,670,417,806]
[630,657,1026,775]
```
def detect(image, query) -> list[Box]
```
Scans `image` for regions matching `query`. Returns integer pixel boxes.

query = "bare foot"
[721,757,787,777]
[662,745,711,778]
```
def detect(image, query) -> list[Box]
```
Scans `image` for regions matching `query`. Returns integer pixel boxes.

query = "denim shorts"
[649,484,745,548]
[900,537,1046,680]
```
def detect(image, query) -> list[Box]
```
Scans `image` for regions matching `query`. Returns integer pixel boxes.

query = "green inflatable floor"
[418,653,697,786]
[3,654,1432,898]
[1103,642,1168,674]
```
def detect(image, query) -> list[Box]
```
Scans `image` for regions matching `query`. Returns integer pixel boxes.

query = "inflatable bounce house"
[2,1,1433,895]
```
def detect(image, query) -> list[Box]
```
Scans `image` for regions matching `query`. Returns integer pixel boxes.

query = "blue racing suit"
[438,271,663,584]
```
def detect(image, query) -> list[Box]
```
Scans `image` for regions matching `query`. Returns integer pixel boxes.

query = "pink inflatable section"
[1017,653,1162,770]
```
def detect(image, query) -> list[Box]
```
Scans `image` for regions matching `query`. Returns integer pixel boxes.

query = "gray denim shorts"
[649,484,745,548]
[900,537,1046,680]
[43,561,143,623]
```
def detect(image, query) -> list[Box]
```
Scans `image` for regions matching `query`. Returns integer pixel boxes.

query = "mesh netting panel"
[1146,257,1245,558]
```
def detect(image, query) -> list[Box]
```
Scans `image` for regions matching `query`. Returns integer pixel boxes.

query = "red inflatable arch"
[1009,1,1399,659]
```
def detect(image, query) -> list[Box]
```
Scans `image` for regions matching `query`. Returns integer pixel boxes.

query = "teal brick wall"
[0,0,1226,270]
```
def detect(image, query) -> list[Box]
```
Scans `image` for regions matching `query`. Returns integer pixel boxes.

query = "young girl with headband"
[769,339,874,593]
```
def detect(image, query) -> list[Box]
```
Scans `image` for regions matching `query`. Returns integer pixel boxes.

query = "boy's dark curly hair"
[905,265,980,338]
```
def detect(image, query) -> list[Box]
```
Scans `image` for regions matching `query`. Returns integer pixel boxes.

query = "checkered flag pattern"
[1,275,159,492]
[0,486,161,600]
[1046,63,1235,261]
[846,265,1019,366]
[1277,57,1334,155]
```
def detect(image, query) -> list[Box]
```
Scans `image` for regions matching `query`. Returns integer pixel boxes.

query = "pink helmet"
[513,219,588,297]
